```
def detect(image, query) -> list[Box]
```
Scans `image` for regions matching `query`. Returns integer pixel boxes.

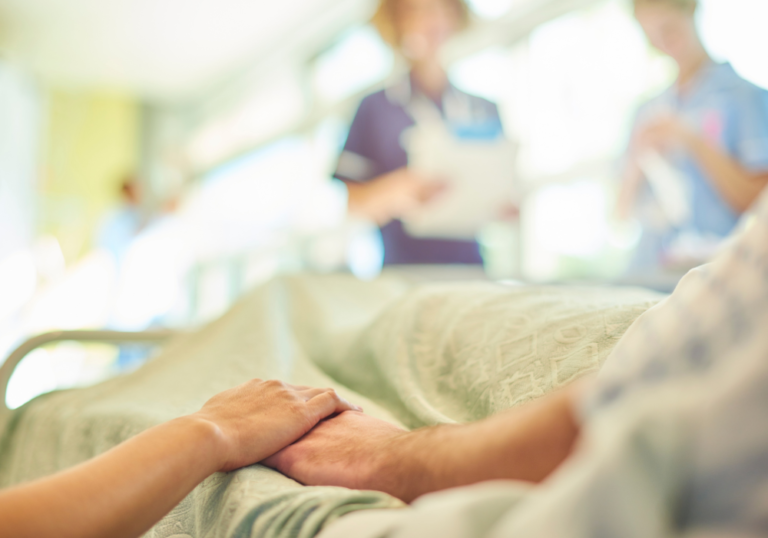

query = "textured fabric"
[0,277,660,537]
[315,283,661,428]
[322,188,768,538]
[334,74,503,265]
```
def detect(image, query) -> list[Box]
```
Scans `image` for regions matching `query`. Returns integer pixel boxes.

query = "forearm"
[0,416,223,538]
[0,379,356,538]
[376,387,581,502]
[687,136,768,213]
[616,161,644,221]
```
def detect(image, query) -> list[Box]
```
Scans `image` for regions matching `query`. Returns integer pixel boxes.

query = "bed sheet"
[0,275,662,538]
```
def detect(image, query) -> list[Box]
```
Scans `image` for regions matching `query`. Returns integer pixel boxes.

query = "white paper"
[637,150,691,227]
[403,124,517,240]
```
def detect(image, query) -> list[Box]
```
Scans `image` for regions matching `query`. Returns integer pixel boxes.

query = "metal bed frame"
[0,330,177,434]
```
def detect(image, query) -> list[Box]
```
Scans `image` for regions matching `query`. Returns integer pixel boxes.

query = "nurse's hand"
[634,115,696,155]
[194,379,361,472]
[347,168,446,225]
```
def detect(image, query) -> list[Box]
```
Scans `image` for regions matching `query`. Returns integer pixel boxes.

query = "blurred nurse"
[617,0,768,271]
[336,0,504,265]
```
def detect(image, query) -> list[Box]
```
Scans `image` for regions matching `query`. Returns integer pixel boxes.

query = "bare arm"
[636,116,768,214]
[346,168,446,226]
[685,134,768,213]
[615,159,645,221]
[265,385,581,503]
[0,380,359,538]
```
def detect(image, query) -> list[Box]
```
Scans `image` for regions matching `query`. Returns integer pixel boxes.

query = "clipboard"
[402,123,517,240]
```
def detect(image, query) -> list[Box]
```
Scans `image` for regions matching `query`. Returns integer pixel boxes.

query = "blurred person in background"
[336,0,505,265]
[616,0,768,274]
[96,174,147,266]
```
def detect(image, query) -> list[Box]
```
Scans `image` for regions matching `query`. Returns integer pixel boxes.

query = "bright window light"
[24,251,116,333]
[187,71,307,169]
[0,251,37,324]
[312,26,394,104]
[6,348,57,409]
[449,47,515,103]
[699,0,768,89]
[467,0,521,19]
[519,2,674,176]
[530,181,609,258]
[6,344,117,410]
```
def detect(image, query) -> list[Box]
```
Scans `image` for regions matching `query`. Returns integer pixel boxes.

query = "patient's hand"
[264,411,407,492]
[265,388,582,503]
[194,380,361,472]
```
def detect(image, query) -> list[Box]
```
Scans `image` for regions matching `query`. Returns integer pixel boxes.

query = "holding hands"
[633,114,696,156]
[0,379,362,538]
[264,410,408,495]
[193,379,361,472]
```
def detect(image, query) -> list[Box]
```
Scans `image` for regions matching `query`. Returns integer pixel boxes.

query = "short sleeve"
[731,86,768,172]
[334,96,380,183]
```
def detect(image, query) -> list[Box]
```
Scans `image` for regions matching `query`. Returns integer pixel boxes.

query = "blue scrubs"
[629,62,768,269]
[334,75,504,265]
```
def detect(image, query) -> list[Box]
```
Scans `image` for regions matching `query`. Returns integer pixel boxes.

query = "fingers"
[419,181,448,203]
[285,383,313,391]
[306,390,362,422]
[243,379,362,417]
[298,387,333,400]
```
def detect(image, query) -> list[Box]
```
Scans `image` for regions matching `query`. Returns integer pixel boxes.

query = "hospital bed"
[0,329,177,435]
[0,274,663,538]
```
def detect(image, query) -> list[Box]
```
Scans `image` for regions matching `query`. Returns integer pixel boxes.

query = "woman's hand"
[347,167,446,225]
[634,115,696,155]
[193,379,361,472]
[631,114,768,213]
[0,379,360,538]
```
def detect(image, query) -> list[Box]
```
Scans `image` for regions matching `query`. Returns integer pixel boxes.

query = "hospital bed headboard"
[0,330,177,435]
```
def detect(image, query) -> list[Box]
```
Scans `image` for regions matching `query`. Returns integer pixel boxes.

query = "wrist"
[372,426,459,502]
[370,431,419,501]
[176,414,229,474]
[680,127,704,153]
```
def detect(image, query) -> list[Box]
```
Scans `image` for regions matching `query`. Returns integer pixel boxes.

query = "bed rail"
[0,330,177,434]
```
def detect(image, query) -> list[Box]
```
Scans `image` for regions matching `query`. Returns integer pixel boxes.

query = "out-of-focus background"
[1,0,766,407]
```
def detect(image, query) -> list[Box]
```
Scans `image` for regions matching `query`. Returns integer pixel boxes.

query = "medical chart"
[403,124,517,240]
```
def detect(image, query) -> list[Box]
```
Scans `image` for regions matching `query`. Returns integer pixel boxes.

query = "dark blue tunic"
[334,77,503,265]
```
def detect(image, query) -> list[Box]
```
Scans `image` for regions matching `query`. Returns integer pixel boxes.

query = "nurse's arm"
[685,134,768,213]
[0,380,358,538]
[346,168,445,225]
[616,159,645,221]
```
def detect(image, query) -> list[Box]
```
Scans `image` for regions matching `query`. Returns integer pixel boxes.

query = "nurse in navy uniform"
[336,0,504,265]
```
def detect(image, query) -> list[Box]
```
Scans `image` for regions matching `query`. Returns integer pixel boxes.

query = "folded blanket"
[0,275,662,537]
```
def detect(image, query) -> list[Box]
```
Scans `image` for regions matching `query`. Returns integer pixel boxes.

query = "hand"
[634,115,695,155]
[264,411,407,492]
[266,388,582,503]
[347,168,447,225]
[192,379,361,472]
[497,202,520,221]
